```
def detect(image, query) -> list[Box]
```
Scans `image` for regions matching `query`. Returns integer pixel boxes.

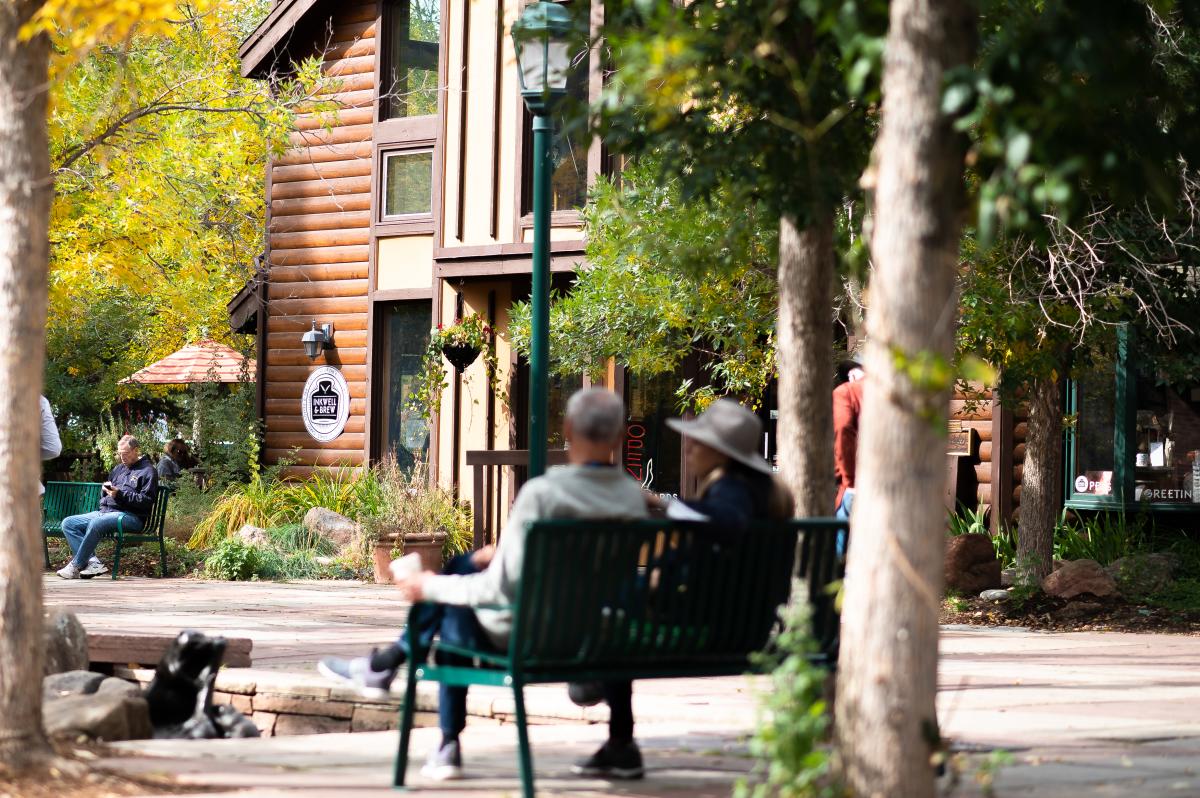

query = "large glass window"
[1132,372,1200,504]
[1071,361,1117,497]
[380,302,431,470]
[383,149,433,218]
[383,0,440,119]
[625,372,683,496]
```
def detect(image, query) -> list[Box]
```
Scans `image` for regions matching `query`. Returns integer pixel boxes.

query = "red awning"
[120,340,256,385]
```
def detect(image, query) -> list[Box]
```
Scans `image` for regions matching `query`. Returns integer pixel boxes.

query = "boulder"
[980,589,1010,601]
[43,670,104,703]
[945,534,1002,594]
[1055,601,1103,621]
[1105,553,1178,597]
[304,507,359,549]
[235,523,270,547]
[1041,559,1118,599]
[97,677,143,698]
[43,692,152,741]
[43,609,88,676]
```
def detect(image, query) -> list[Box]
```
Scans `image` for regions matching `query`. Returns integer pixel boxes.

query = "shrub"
[1053,510,1146,566]
[203,537,262,581]
[737,584,839,798]
[359,459,473,562]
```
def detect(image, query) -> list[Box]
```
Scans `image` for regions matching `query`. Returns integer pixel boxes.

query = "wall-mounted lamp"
[301,321,334,359]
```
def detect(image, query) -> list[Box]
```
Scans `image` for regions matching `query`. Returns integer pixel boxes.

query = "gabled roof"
[239,0,325,79]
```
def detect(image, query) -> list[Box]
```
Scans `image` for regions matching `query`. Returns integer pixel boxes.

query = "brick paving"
[44,577,1200,796]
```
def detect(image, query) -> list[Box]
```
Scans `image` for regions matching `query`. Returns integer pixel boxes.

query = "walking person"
[57,434,158,579]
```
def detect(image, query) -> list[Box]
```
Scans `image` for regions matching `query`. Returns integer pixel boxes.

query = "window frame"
[377,143,437,233]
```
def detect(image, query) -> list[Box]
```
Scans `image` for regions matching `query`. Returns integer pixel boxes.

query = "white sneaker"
[56,562,81,580]
[420,740,463,781]
[80,559,108,577]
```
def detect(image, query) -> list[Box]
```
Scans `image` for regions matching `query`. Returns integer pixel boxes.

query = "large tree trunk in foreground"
[777,212,835,521]
[834,1,972,796]
[1016,375,1062,583]
[0,1,53,772]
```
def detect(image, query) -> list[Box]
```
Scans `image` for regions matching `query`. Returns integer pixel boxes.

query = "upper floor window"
[383,0,440,120]
[383,148,434,218]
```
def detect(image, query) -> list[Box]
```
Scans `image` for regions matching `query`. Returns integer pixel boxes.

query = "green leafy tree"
[590,0,887,516]
[511,160,778,409]
[952,0,1200,581]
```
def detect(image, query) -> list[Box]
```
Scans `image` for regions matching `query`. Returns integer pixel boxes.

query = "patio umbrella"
[120,339,255,385]
[120,340,256,465]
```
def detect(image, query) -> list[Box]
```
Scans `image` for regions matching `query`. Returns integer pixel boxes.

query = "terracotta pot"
[442,343,480,371]
[403,531,448,573]
[372,541,396,585]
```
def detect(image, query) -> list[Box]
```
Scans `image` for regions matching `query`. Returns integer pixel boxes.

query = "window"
[383,0,440,120]
[520,46,591,214]
[1132,373,1200,504]
[624,371,684,496]
[379,302,431,470]
[382,149,433,218]
[1070,363,1117,497]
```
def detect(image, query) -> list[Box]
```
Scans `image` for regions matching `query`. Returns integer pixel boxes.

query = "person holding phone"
[57,434,158,579]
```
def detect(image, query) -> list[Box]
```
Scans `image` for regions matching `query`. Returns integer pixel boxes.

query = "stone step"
[113,666,612,737]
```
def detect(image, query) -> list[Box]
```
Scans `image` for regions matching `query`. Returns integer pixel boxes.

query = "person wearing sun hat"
[644,398,793,526]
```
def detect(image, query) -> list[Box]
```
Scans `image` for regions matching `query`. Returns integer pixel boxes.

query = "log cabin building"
[232,0,1030,539]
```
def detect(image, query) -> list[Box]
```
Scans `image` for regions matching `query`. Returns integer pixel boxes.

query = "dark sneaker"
[571,739,644,779]
[420,739,463,781]
[317,655,396,699]
[568,681,605,707]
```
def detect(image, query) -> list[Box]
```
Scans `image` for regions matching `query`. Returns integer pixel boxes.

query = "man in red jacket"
[832,360,865,519]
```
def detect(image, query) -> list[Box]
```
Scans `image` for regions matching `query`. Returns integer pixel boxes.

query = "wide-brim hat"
[666,399,772,475]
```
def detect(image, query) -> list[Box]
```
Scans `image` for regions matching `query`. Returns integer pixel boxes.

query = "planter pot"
[372,540,397,585]
[442,343,481,371]
[403,531,448,573]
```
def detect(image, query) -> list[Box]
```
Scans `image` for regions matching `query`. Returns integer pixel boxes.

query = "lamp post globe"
[511,1,574,115]
[511,1,575,478]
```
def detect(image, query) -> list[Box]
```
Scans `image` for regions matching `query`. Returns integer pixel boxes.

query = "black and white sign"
[301,366,350,443]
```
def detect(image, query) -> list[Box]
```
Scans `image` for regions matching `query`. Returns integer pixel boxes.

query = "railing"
[465,449,569,549]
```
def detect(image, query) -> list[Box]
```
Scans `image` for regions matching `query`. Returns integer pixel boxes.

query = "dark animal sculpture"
[144,629,259,739]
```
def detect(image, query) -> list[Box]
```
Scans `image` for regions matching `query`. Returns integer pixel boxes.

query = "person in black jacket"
[57,434,158,579]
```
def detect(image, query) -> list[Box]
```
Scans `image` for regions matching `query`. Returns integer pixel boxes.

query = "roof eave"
[238,0,324,80]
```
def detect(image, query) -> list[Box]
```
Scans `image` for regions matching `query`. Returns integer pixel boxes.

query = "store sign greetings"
[301,366,350,443]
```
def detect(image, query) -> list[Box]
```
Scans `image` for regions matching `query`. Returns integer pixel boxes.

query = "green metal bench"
[393,517,847,797]
[42,481,173,579]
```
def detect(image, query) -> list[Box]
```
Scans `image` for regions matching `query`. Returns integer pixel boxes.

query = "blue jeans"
[61,511,143,568]
[835,489,854,555]
[391,553,496,739]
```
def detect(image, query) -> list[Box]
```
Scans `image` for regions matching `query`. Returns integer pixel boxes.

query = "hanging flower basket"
[410,313,501,419]
[442,342,481,371]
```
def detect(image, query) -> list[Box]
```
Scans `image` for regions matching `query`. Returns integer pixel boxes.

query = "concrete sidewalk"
[46,577,1200,796]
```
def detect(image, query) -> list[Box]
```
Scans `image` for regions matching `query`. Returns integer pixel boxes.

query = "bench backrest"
[510,518,845,672]
[42,481,171,533]
[43,481,103,525]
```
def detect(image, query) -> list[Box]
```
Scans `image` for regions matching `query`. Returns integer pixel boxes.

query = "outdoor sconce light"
[301,321,334,359]
[511,1,574,115]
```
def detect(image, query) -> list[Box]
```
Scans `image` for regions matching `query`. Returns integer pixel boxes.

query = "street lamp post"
[511,1,573,479]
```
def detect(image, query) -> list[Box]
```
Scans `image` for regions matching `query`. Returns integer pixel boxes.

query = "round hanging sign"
[301,366,350,443]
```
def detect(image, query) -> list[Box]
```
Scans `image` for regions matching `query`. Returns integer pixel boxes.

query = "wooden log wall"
[263,2,376,470]
[949,386,1027,528]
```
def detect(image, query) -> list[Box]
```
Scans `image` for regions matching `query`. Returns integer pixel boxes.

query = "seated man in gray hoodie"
[319,388,648,781]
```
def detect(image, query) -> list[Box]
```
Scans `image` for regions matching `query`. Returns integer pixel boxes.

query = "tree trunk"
[833,1,973,796]
[0,1,53,773]
[776,212,835,521]
[1016,375,1062,582]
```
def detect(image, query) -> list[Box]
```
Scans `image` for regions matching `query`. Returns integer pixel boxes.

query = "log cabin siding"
[263,0,377,470]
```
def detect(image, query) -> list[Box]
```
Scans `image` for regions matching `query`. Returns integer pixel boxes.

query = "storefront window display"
[1066,327,1200,510]
[624,372,683,496]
